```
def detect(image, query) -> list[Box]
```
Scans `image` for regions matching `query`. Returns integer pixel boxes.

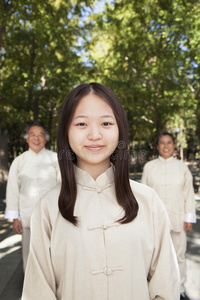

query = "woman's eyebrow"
[100,115,115,119]
[73,115,88,120]
[73,114,115,120]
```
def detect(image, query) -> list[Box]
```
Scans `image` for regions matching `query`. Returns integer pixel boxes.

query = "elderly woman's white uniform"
[5,148,61,268]
[22,165,179,300]
[142,155,196,293]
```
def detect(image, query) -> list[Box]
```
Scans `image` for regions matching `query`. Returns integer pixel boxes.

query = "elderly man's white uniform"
[5,148,60,269]
[141,156,196,293]
[22,166,180,300]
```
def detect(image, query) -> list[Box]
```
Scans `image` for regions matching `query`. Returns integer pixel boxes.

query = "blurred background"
[0,1,200,298]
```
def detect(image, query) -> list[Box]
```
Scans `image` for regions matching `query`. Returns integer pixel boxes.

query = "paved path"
[0,229,23,300]
[185,194,200,300]
[0,197,200,300]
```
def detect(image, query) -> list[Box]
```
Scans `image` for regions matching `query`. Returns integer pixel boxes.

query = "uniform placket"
[82,180,124,299]
[161,161,168,205]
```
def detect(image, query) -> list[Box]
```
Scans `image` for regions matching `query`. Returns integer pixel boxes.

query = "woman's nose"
[87,126,102,140]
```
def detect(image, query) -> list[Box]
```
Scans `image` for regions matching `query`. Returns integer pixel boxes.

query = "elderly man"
[5,120,60,271]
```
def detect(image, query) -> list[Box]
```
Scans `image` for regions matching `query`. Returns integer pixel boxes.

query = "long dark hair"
[57,82,139,225]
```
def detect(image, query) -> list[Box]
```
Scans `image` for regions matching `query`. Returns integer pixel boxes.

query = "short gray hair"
[24,120,50,141]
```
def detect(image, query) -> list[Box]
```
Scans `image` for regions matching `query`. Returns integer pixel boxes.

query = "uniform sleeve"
[141,163,148,185]
[51,152,61,183]
[5,157,20,218]
[55,159,61,183]
[148,191,180,300]
[22,199,57,300]
[183,164,196,222]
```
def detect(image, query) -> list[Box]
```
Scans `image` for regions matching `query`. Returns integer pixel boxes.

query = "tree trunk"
[27,43,36,111]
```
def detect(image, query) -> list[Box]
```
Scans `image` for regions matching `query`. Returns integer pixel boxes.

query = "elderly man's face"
[26,126,47,153]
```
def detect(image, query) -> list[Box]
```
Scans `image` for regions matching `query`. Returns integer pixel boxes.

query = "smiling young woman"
[68,93,119,179]
[57,82,138,226]
[22,84,180,300]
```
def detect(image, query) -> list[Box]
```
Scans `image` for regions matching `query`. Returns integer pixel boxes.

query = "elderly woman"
[142,132,196,300]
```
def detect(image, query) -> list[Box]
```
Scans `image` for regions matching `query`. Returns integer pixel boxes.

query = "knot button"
[96,186,102,193]
[104,268,112,275]
[101,224,108,230]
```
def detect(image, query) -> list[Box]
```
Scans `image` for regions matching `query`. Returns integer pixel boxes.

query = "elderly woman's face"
[157,135,175,159]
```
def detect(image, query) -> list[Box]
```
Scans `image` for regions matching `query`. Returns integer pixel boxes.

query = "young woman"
[142,132,196,299]
[22,83,179,300]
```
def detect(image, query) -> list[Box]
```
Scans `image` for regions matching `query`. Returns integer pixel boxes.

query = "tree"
[86,0,197,151]
[0,0,95,160]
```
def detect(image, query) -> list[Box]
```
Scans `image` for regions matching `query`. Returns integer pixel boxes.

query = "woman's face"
[157,135,175,159]
[68,93,119,176]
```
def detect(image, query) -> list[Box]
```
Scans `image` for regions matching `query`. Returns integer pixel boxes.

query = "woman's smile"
[68,93,119,177]
[85,144,105,151]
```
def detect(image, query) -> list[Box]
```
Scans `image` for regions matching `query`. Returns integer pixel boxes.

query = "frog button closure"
[96,186,102,193]
[104,268,112,275]
[101,224,108,230]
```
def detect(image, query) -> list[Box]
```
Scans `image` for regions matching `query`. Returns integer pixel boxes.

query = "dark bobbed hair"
[156,132,175,145]
[57,82,139,225]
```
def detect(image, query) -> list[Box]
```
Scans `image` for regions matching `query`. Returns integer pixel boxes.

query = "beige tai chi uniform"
[141,155,196,293]
[22,165,180,300]
[5,148,60,270]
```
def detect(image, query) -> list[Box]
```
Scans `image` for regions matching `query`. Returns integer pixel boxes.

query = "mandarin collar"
[28,147,46,156]
[158,155,174,163]
[74,165,114,190]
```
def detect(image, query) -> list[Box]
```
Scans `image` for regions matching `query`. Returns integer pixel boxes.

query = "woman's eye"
[102,122,111,126]
[77,123,86,127]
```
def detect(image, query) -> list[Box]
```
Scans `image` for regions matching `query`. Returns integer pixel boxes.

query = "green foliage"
[86,0,199,154]
[0,0,95,160]
[1,0,200,160]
